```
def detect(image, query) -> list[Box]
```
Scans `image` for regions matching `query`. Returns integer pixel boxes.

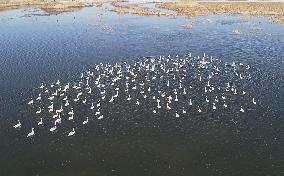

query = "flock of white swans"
[13,53,257,138]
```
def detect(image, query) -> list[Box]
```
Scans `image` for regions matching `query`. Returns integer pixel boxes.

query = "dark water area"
[0,5,283,176]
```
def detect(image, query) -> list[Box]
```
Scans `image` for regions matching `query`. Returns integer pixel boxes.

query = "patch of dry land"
[110,1,174,16]
[0,0,109,12]
[156,1,284,24]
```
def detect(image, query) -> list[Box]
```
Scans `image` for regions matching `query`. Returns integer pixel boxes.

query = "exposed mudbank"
[156,1,284,24]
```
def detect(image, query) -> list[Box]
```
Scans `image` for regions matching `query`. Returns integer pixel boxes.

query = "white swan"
[13,120,21,129]
[28,98,33,105]
[252,98,256,105]
[83,117,89,125]
[38,118,43,126]
[98,115,104,120]
[35,107,42,114]
[27,128,35,137]
[175,112,180,117]
[67,128,75,136]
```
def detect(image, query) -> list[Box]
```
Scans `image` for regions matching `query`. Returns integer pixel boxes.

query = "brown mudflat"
[156,1,284,24]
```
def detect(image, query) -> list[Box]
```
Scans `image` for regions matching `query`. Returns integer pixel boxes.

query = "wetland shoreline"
[0,0,283,25]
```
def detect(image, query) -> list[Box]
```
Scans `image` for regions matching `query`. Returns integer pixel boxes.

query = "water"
[0,5,283,176]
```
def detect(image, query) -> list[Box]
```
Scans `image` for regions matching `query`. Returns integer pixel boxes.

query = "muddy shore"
[0,0,284,25]
[0,0,108,12]
[156,2,284,24]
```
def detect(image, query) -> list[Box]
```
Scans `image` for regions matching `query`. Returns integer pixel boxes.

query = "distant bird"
[83,117,89,125]
[175,112,179,117]
[252,98,256,105]
[27,128,35,138]
[38,118,43,126]
[50,124,57,132]
[28,98,33,105]
[35,107,42,114]
[39,83,44,89]
[13,120,21,129]
[68,128,75,136]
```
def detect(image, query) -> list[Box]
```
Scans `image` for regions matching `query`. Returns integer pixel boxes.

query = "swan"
[55,116,61,125]
[36,94,41,101]
[48,103,53,109]
[167,96,172,103]
[65,100,69,107]
[175,112,180,117]
[213,103,216,110]
[52,113,59,119]
[52,90,58,96]
[114,91,119,98]
[126,95,131,101]
[189,99,192,106]
[206,96,209,103]
[56,106,63,113]
[252,98,256,105]
[90,103,95,110]
[13,120,21,129]
[68,114,74,121]
[240,106,245,112]
[48,96,54,101]
[109,96,114,103]
[35,107,42,114]
[166,103,171,110]
[39,83,44,89]
[27,128,35,137]
[28,98,33,105]
[157,99,161,109]
[83,117,89,125]
[136,100,140,105]
[49,107,54,113]
[175,95,178,102]
[67,128,75,136]
[38,118,43,126]
[68,108,74,115]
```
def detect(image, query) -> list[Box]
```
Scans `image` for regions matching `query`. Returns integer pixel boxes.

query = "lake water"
[0,5,283,176]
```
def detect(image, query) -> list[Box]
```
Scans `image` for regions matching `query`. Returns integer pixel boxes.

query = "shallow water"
[0,5,283,176]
